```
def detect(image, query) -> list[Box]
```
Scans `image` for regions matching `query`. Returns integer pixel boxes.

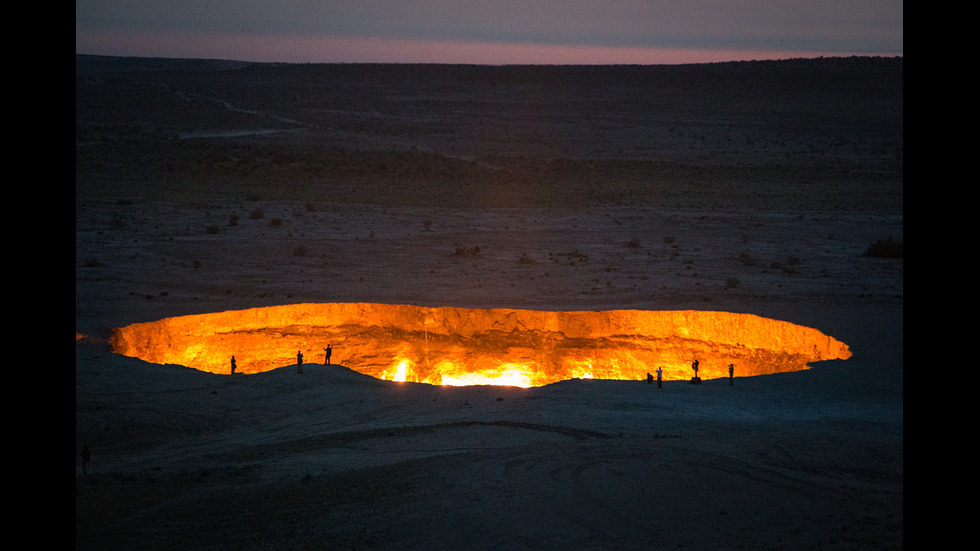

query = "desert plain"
[76,55,902,549]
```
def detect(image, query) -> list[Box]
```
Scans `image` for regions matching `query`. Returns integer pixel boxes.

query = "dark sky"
[76,1,903,64]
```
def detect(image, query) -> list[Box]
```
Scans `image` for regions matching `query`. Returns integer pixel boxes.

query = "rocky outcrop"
[111,303,851,385]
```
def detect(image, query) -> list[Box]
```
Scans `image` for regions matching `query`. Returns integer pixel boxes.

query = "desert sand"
[76,56,902,549]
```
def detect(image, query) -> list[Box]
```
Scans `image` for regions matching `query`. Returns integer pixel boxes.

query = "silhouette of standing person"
[324,344,332,365]
[692,360,699,380]
[297,350,304,374]
[729,363,734,385]
[647,372,653,385]
[656,367,663,388]
[80,444,91,475]
[231,355,236,375]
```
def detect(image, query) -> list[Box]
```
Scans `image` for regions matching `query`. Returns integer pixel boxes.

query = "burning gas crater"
[110,303,851,387]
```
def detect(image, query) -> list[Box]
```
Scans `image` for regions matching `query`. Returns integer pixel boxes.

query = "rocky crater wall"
[111,303,852,385]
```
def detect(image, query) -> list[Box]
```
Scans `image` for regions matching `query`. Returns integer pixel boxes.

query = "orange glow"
[110,303,851,386]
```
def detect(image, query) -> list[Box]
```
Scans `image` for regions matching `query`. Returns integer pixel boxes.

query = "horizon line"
[75,51,903,68]
[75,29,902,67]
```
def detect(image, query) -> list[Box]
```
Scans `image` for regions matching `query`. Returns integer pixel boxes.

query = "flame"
[441,363,534,388]
[383,359,413,383]
[109,303,851,386]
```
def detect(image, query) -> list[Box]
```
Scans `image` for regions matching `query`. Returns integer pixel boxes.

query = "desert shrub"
[663,236,675,244]
[768,256,802,273]
[452,245,480,257]
[293,244,308,257]
[770,261,795,273]
[249,208,264,220]
[724,277,740,289]
[519,253,534,264]
[625,237,641,248]
[549,250,587,265]
[206,225,220,234]
[865,237,903,258]
[228,214,239,226]
[269,218,283,227]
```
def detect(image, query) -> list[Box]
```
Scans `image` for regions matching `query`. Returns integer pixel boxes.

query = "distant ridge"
[76,53,901,74]
[75,54,256,74]
[76,54,902,96]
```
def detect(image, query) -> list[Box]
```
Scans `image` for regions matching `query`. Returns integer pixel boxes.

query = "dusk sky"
[76,1,903,65]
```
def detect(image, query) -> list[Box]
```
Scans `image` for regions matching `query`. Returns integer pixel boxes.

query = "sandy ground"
[76,57,902,550]
[74,199,903,550]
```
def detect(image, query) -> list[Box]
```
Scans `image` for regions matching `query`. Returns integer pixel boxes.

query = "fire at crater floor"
[110,303,851,387]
